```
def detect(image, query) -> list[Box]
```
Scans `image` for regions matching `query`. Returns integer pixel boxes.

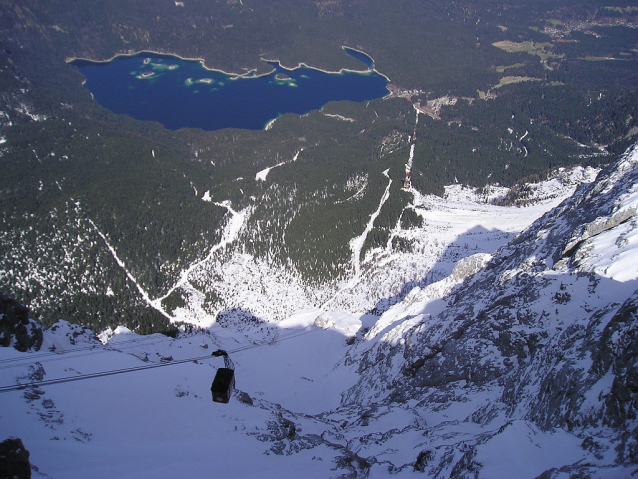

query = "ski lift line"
[0,326,319,393]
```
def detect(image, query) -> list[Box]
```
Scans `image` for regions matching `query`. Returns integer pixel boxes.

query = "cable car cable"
[0,334,171,366]
[0,353,215,392]
[0,325,319,393]
[0,337,172,370]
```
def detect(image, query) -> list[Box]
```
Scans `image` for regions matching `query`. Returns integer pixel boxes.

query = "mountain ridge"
[338,142,638,476]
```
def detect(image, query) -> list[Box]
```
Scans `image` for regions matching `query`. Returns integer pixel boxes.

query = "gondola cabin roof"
[211,367,235,404]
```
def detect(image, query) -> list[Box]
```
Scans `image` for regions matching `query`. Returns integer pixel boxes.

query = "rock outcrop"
[0,293,42,352]
[0,437,31,479]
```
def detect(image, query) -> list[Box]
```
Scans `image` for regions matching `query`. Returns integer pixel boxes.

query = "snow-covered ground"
[325,165,600,313]
[0,317,363,478]
[6,159,637,478]
[144,165,600,329]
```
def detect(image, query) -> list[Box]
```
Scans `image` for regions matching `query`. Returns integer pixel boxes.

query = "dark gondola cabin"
[211,367,235,404]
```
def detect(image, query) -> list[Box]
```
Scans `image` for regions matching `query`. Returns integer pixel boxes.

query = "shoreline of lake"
[66,46,391,84]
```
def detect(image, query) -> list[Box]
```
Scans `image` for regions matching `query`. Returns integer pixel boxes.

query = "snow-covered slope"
[164,164,599,327]
[341,142,638,477]
[1,145,637,478]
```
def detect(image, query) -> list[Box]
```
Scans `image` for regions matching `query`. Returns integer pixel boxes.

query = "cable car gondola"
[210,350,235,404]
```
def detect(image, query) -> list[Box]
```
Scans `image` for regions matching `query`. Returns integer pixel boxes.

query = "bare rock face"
[0,437,31,479]
[0,293,42,352]
[588,296,638,462]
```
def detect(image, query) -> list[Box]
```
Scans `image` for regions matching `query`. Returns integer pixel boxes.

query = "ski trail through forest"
[151,201,248,320]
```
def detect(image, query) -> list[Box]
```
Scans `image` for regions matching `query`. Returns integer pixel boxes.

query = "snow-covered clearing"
[348,169,392,281]
[152,201,248,325]
[255,150,302,182]
[88,200,249,325]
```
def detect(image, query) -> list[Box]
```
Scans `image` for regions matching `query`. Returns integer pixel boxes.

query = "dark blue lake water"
[71,48,388,131]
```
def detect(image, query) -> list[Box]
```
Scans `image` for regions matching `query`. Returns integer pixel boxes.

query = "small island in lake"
[275,73,293,81]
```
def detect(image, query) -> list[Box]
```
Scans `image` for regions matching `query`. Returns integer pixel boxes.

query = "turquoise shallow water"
[72,49,388,131]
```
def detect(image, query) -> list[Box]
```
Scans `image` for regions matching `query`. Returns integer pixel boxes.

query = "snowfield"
[2,146,637,478]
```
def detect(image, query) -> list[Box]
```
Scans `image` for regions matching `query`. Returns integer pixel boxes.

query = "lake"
[71,48,389,131]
